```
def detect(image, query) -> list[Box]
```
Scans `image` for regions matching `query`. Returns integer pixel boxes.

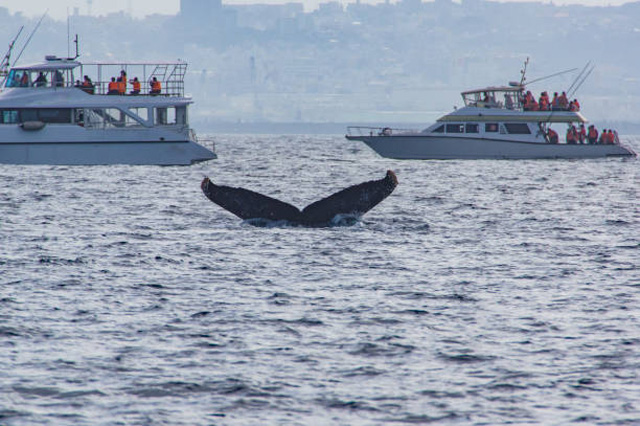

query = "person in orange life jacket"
[572,99,580,111]
[81,75,94,94]
[566,125,578,144]
[107,77,119,95]
[129,77,141,95]
[587,125,598,144]
[539,91,550,111]
[118,70,127,94]
[598,129,607,144]
[150,77,161,95]
[606,129,616,144]
[548,128,559,144]
[578,124,586,144]
[558,91,569,110]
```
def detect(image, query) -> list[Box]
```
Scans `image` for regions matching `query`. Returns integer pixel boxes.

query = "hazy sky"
[4,0,633,20]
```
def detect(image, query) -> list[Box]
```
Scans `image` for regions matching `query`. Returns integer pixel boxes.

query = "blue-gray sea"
[1,135,639,425]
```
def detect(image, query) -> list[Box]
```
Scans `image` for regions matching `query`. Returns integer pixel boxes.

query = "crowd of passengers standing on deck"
[522,89,619,145]
[76,70,161,96]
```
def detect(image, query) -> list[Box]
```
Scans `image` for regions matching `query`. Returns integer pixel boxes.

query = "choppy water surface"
[1,135,639,425]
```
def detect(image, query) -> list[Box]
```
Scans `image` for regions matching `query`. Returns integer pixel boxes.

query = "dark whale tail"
[201,170,398,227]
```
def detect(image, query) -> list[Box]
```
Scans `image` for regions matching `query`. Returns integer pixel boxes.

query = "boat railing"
[347,126,420,137]
[193,130,216,152]
[5,61,188,97]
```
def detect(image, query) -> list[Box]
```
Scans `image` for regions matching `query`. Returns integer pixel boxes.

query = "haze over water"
[1,135,639,425]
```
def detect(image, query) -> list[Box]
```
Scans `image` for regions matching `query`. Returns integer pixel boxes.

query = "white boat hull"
[348,135,636,160]
[0,125,216,165]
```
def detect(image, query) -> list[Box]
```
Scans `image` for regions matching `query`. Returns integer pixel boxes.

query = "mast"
[0,27,24,82]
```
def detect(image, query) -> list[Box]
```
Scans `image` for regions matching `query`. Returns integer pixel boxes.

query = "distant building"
[180,0,222,23]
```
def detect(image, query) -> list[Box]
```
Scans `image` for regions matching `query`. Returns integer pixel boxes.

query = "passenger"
[587,125,598,144]
[118,70,127,94]
[569,101,578,112]
[558,91,569,110]
[19,72,29,87]
[548,128,559,144]
[539,91,549,111]
[573,99,580,111]
[53,70,64,87]
[505,93,514,109]
[107,77,119,95]
[150,77,161,95]
[34,72,47,87]
[566,125,577,144]
[607,129,616,145]
[82,75,94,94]
[129,77,141,95]
[578,124,586,144]
[598,129,607,144]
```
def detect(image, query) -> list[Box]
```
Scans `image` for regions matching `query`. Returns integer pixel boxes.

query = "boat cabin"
[0,56,192,129]
[461,85,524,110]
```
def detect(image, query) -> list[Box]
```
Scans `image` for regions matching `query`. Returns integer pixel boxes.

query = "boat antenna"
[519,57,529,87]
[525,67,578,87]
[13,11,48,67]
[566,61,592,95]
[0,26,24,84]
[568,63,594,99]
[68,34,80,60]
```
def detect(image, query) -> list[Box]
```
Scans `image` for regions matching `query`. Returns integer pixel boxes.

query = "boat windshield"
[4,67,74,89]
[461,87,524,110]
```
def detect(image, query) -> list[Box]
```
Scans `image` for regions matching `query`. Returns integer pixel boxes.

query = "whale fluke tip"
[386,170,398,186]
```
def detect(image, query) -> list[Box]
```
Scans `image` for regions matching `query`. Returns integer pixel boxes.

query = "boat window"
[35,109,72,123]
[129,107,149,123]
[1,109,72,124]
[155,107,177,126]
[485,123,499,132]
[446,124,464,133]
[432,125,444,133]
[84,108,127,128]
[0,110,19,124]
[466,124,479,133]
[504,123,531,134]
[4,70,30,88]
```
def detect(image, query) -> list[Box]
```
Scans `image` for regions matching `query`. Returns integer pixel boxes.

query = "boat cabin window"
[504,123,531,134]
[0,108,71,124]
[155,107,181,126]
[0,110,19,124]
[465,124,479,133]
[446,124,464,133]
[432,125,444,133]
[485,123,499,132]
[4,68,73,88]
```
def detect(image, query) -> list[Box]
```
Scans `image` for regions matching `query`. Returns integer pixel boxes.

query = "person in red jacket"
[587,125,598,144]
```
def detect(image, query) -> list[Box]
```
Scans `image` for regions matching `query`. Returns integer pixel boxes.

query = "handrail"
[347,126,420,137]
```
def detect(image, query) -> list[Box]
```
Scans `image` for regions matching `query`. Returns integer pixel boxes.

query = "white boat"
[0,55,216,165]
[346,80,636,160]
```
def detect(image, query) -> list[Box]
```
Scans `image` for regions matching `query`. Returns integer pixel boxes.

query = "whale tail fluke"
[201,177,301,222]
[201,170,398,227]
[300,170,398,224]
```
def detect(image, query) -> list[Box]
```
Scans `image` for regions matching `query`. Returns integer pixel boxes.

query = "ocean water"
[1,134,639,425]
